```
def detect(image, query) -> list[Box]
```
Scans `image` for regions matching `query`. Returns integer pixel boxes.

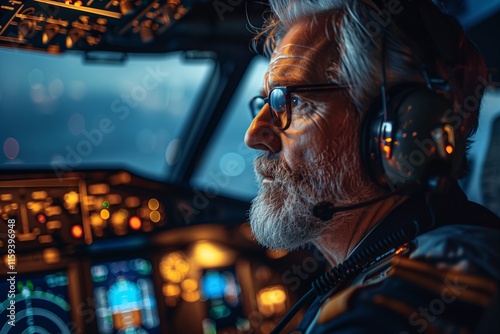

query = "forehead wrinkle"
[267,67,315,87]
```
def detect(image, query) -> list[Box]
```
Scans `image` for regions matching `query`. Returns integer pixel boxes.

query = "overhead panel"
[0,0,189,53]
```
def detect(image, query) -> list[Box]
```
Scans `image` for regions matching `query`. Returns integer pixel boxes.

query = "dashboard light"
[72,225,83,239]
[31,191,48,200]
[160,252,190,283]
[37,213,47,224]
[150,211,161,223]
[64,191,79,206]
[88,183,110,195]
[162,283,181,297]
[102,201,110,209]
[257,286,287,317]
[192,241,235,268]
[181,291,200,303]
[43,248,61,264]
[445,145,454,155]
[90,213,105,228]
[100,209,110,220]
[181,278,198,292]
[129,216,142,230]
[0,194,13,201]
[45,206,62,216]
[125,196,140,208]
[148,198,160,211]
[266,249,288,259]
[106,194,122,205]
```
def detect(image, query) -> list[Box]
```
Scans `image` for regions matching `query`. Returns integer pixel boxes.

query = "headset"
[360,0,467,192]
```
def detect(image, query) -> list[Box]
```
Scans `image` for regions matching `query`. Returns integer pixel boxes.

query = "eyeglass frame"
[249,83,350,131]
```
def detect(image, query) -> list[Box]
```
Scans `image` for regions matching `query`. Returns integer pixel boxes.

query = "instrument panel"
[0,0,189,53]
[0,170,323,333]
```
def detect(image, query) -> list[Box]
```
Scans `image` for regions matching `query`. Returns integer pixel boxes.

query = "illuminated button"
[31,191,48,200]
[445,145,454,154]
[100,209,110,220]
[43,248,60,263]
[162,283,181,297]
[129,216,141,230]
[125,196,140,208]
[90,213,105,228]
[148,198,159,211]
[88,183,110,195]
[39,235,54,244]
[45,206,62,216]
[28,201,43,213]
[181,290,200,303]
[64,191,79,206]
[181,278,198,292]
[46,220,62,230]
[106,194,122,205]
[71,225,83,239]
[37,213,47,224]
[102,201,110,209]
[150,211,161,223]
[0,194,13,201]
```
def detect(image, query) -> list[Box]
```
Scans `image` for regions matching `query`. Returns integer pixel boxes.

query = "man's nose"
[244,105,282,153]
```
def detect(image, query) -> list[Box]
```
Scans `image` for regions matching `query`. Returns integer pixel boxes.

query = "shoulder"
[411,224,500,279]
[301,225,500,333]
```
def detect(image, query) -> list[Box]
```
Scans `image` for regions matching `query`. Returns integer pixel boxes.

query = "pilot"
[244,0,500,333]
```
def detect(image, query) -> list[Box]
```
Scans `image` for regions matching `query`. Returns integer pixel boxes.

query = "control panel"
[0,0,189,53]
[0,170,247,254]
[0,170,321,333]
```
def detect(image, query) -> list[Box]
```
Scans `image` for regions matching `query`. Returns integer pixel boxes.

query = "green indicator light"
[102,201,109,208]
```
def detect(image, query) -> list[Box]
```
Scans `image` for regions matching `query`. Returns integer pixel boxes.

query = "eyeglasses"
[249,83,349,130]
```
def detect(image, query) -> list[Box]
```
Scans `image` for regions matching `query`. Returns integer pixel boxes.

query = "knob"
[42,24,60,44]
[120,0,135,15]
[18,19,37,38]
[66,28,85,48]
[140,20,154,44]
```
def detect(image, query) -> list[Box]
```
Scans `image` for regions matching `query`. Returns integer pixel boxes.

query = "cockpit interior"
[0,1,499,333]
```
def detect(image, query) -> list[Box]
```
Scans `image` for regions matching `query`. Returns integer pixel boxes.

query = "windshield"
[0,49,215,181]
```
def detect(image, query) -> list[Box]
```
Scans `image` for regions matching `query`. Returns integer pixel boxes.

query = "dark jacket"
[297,183,500,333]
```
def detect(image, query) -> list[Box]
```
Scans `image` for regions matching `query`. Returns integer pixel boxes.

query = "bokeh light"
[3,137,20,160]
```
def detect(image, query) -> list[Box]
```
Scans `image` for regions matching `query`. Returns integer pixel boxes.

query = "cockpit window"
[0,49,215,180]
[190,56,269,200]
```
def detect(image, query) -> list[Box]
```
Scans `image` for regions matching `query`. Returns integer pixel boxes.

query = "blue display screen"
[0,270,76,333]
[200,267,246,333]
[91,258,160,334]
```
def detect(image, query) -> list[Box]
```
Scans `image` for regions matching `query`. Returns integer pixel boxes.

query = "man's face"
[245,18,374,250]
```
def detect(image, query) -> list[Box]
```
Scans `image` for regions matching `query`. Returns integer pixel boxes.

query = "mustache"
[253,153,303,183]
[253,153,280,177]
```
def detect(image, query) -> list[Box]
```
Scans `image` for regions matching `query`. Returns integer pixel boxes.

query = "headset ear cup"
[362,85,466,191]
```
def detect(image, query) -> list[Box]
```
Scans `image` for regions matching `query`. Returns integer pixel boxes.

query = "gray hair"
[253,0,487,175]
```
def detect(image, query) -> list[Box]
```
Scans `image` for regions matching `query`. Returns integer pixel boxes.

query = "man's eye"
[292,95,302,107]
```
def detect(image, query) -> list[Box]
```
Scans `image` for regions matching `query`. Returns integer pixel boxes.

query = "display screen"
[0,270,75,334]
[91,258,160,334]
[200,267,247,333]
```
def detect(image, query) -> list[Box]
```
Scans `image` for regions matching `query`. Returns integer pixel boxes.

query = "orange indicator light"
[129,216,142,230]
[72,225,83,238]
[445,145,454,154]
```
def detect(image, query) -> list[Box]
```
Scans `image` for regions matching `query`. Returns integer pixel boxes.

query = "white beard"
[249,145,360,250]
[248,127,382,251]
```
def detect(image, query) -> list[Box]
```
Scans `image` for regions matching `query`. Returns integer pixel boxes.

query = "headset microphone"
[313,194,396,221]
[312,181,425,221]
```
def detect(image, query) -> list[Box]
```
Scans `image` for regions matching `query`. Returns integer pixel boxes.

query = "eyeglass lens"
[269,88,288,129]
